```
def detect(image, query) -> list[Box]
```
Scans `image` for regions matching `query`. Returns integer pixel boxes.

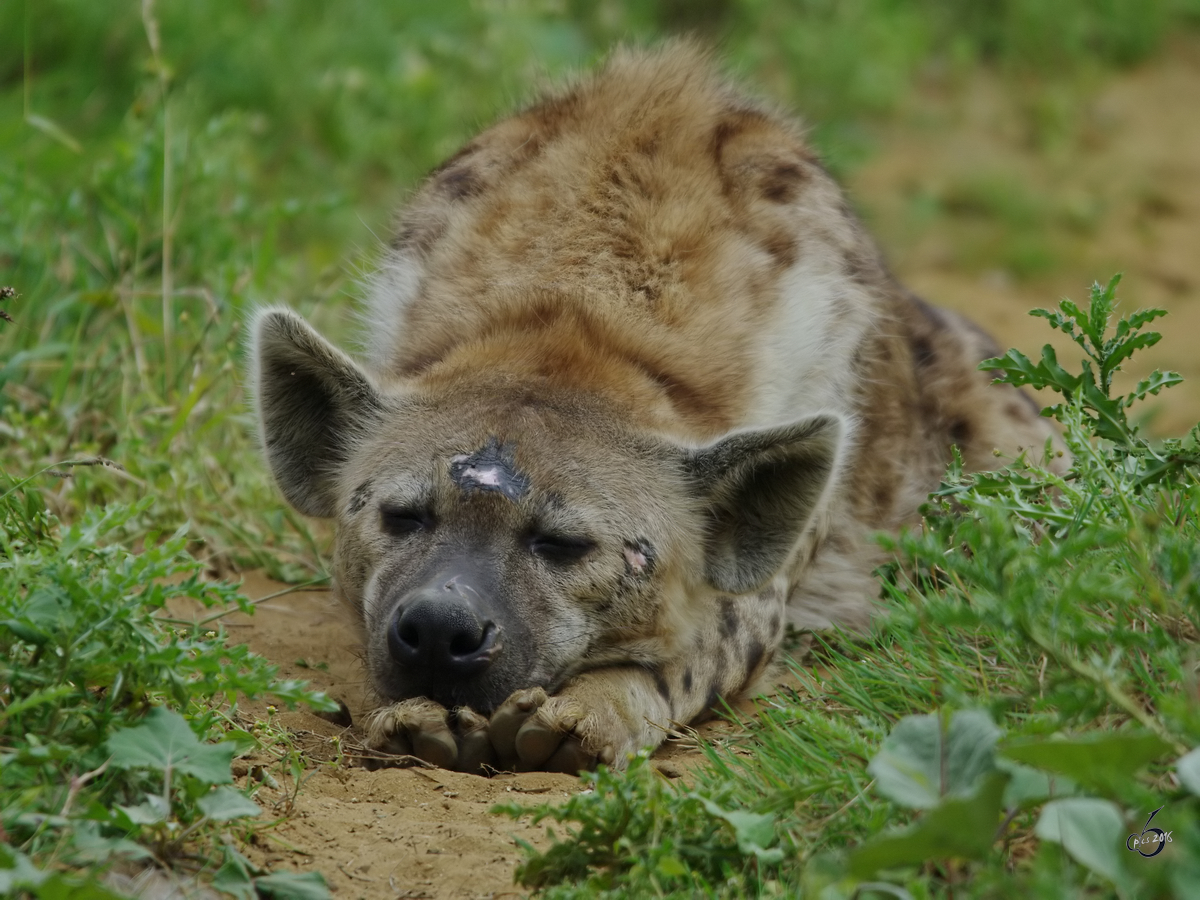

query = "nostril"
[447,620,497,658]
[448,631,479,657]
[398,619,420,650]
[388,597,500,677]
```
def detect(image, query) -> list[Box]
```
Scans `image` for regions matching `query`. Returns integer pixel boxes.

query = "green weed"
[0,473,337,894]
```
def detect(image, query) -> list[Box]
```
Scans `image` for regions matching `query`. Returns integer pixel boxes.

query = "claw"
[544,739,595,774]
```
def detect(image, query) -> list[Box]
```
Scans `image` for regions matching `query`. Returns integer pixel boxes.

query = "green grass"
[4,2,1200,896]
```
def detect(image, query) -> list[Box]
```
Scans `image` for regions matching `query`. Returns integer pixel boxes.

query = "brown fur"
[252,43,1063,774]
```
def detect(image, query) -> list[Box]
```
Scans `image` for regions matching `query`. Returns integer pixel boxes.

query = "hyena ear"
[251,307,384,518]
[685,415,844,595]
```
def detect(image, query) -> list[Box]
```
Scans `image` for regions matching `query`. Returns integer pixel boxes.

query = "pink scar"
[623,545,648,574]
[454,463,503,487]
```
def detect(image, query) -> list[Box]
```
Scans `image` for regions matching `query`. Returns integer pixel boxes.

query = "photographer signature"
[1127,806,1172,858]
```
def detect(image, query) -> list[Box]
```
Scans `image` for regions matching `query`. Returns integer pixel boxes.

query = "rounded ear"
[250,307,383,518]
[685,414,844,594]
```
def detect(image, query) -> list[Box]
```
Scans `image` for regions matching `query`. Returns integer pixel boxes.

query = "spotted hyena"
[251,44,1060,774]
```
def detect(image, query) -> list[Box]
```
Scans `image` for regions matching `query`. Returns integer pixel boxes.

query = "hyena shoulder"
[364,42,879,439]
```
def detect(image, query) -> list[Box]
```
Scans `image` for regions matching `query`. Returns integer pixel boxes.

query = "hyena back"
[252,44,1059,773]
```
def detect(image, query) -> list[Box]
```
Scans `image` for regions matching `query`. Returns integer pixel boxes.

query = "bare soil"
[193,38,1200,899]
[854,36,1200,434]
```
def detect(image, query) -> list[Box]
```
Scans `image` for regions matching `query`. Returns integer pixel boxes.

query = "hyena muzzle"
[250,43,1061,774]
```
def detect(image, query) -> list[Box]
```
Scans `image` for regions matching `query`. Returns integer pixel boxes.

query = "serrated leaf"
[1178,747,1200,797]
[1129,370,1183,401]
[849,771,1008,877]
[1000,732,1170,796]
[106,707,234,784]
[1035,798,1125,884]
[254,871,334,900]
[867,711,1000,809]
[198,786,262,821]
[979,348,1044,388]
[1038,345,1082,394]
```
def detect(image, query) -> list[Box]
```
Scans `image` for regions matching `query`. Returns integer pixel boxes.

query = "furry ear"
[251,308,383,518]
[685,415,843,594]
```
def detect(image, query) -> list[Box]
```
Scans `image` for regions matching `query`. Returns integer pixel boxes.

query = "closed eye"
[527,533,596,565]
[380,505,434,537]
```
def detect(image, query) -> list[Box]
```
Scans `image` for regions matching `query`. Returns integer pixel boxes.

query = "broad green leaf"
[698,798,784,864]
[849,772,1008,877]
[198,786,262,821]
[996,757,1076,810]
[254,871,334,900]
[800,852,856,900]
[867,710,1000,809]
[1035,798,1125,884]
[116,795,169,826]
[106,707,235,784]
[1178,747,1200,797]
[655,856,688,878]
[0,845,50,893]
[25,872,128,900]
[212,847,260,900]
[1001,732,1170,795]
[66,820,153,864]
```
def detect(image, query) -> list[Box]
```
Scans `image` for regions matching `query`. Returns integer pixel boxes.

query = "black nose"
[387,590,500,679]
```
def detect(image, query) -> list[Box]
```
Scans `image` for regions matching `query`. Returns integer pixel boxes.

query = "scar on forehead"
[623,538,656,577]
[448,437,531,502]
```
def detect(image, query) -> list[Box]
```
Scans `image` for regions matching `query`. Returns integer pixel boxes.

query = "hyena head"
[251,308,842,714]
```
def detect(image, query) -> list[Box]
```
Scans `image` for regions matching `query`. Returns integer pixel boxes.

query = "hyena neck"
[387,292,745,440]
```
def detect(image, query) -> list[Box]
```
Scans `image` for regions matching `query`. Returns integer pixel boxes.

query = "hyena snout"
[387,576,502,680]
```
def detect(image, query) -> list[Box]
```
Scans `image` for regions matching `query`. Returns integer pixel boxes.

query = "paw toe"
[488,687,547,761]
[364,699,456,769]
[455,708,496,774]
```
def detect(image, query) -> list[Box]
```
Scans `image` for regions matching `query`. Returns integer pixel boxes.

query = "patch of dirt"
[851,36,1200,435]
[191,38,1200,899]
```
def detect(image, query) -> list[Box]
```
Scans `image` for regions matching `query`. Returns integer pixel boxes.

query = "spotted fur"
[252,43,1063,773]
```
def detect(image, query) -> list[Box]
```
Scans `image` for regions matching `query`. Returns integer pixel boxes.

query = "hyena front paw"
[487,687,621,774]
[363,699,497,774]
[363,698,460,770]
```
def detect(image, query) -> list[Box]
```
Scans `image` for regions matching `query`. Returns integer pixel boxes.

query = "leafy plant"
[980,274,1200,481]
[0,473,336,895]
[495,752,784,898]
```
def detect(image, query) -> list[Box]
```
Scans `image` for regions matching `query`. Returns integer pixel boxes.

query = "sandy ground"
[184,38,1200,899]
[853,36,1200,435]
